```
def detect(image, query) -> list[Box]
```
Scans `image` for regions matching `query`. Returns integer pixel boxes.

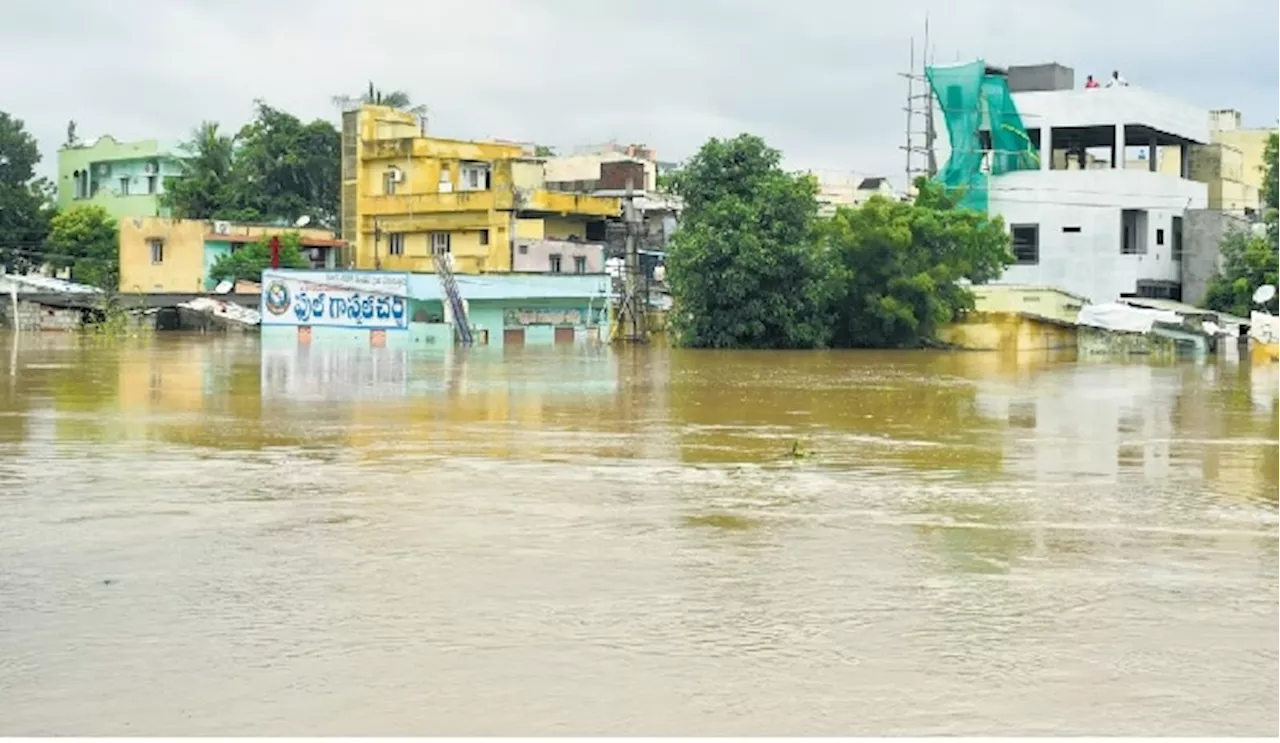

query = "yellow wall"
[939,312,1078,352]
[1214,128,1275,194]
[969,285,1087,324]
[119,217,340,292]
[345,105,620,275]
[118,217,207,292]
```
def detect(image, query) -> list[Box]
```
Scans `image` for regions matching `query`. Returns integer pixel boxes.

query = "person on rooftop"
[1106,70,1128,87]
[1085,75,1100,89]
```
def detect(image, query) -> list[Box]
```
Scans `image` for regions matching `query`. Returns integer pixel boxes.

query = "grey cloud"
[2,0,1275,189]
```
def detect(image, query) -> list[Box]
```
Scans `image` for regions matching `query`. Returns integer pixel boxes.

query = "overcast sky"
[3,0,1277,190]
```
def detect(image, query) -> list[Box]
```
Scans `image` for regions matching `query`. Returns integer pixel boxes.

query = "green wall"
[57,135,188,221]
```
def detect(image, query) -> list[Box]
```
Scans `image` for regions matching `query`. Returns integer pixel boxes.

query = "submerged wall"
[939,312,1078,352]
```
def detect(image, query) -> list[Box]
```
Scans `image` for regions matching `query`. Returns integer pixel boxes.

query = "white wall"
[543,153,656,191]
[1013,87,1209,144]
[989,170,1207,304]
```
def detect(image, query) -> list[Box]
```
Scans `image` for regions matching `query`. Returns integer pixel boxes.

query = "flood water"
[0,333,1276,736]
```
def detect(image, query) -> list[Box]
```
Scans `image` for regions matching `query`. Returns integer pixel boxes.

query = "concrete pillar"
[1148,137,1158,172]
[1113,124,1126,169]
[1179,144,1191,178]
[1040,126,1052,171]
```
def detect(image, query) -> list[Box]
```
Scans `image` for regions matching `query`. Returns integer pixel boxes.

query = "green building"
[57,135,188,221]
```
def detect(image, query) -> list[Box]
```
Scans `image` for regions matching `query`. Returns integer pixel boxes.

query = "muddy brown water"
[0,333,1276,735]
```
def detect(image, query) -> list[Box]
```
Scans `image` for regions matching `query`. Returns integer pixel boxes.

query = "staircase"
[433,251,474,346]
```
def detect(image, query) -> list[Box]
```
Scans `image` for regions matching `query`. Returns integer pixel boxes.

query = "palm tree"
[332,82,427,116]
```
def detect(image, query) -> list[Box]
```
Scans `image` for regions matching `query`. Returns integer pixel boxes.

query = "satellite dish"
[1253,285,1277,305]
[294,215,312,228]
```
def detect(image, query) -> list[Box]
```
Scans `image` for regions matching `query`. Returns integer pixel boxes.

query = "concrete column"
[1113,124,1126,169]
[1148,137,1158,172]
[1040,126,1052,171]
[1179,144,1191,178]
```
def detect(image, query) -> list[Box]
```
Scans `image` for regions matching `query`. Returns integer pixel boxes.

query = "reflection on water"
[0,333,1275,735]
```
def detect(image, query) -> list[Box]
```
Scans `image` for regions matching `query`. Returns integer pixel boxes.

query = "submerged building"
[926,61,1209,305]
[259,269,611,349]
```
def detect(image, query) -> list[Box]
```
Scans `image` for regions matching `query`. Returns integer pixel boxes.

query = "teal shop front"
[261,269,612,350]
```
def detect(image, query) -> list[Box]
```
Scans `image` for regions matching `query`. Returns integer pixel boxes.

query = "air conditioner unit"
[389,168,404,183]
[213,220,231,235]
[94,163,111,176]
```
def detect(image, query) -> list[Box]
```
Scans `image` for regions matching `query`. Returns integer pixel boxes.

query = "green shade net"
[926,60,1039,212]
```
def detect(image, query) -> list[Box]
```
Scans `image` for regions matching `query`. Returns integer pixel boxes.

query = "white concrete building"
[989,77,1208,304]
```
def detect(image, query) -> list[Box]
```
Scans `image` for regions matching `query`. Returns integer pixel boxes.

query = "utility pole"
[617,177,646,343]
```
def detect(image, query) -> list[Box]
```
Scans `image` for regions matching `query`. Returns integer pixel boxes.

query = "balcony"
[1013,86,1209,144]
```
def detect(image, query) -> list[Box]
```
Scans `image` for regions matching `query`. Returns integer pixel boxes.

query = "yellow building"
[938,285,1086,352]
[118,217,344,293]
[1198,108,1269,216]
[340,105,621,274]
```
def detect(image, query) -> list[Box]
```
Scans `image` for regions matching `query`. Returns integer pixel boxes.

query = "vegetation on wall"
[332,82,426,116]
[207,232,310,285]
[664,134,1013,349]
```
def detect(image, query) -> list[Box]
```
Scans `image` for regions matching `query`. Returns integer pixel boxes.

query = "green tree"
[1202,227,1278,317]
[332,82,426,115]
[820,178,1013,348]
[0,111,53,272]
[234,102,341,227]
[534,145,556,157]
[162,121,242,221]
[1261,132,1278,216]
[45,205,119,290]
[207,232,309,285]
[665,134,831,349]
[162,104,340,227]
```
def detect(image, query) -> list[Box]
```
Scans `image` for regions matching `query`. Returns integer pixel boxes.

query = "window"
[1156,228,1165,246]
[1010,224,1039,265]
[118,177,130,196]
[438,166,452,193]
[383,169,399,195]
[549,253,563,273]
[146,175,157,195]
[460,164,489,192]
[148,239,164,265]
[431,232,451,255]
[387,232,405,256]
[573,255,587,274]
[72,170,88,199]
[478,229,489,246]
[1171,216,1184,263]
[518,244,528,255]
[1062,226,1082,233]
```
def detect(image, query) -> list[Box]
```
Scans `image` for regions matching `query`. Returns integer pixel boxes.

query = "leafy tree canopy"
[207,232,309,285]
[1202,226,1278,317]
[665,134,831,349]
[45,205,118,290]
[821,179,1012,348]
[666,135,1015,350]
[162,102,340,228]
[0,110,54,272]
